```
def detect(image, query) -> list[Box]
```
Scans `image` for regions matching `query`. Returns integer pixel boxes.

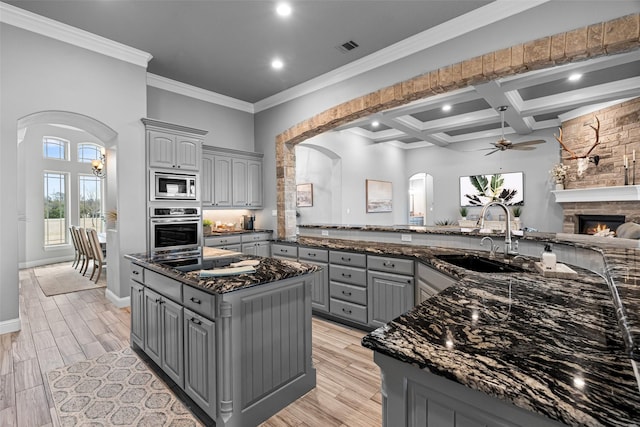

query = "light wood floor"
[0,264,382,427]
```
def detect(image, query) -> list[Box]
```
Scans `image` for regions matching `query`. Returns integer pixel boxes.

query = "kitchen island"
[125,249,318,427]
[290,226,640,427]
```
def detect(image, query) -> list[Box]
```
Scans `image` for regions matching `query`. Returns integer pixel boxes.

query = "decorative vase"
[203,225,212,236]
[555,182,564,190]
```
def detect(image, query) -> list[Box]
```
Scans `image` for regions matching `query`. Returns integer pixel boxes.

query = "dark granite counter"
[204,228,273,237]
[125,252,317,294]
[290,234,640,426]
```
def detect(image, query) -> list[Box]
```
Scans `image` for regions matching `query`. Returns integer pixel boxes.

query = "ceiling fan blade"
[510,146,537,151]
[511,139,545,147]
[484,149,500,156]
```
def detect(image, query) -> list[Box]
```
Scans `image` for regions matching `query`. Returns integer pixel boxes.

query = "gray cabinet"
[329,250,368,325]
[143,287,184,388]
[184,309,216,419]
[241,232,272,257]
[202,147,263,209]
[130,279,145,349]
[272,243,298,260]
[299,247,329,313]
[367,255,414,328]
[415,262,455,304]
[147,130,202,171]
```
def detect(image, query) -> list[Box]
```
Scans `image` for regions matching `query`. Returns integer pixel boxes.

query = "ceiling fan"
[483,106,545,156]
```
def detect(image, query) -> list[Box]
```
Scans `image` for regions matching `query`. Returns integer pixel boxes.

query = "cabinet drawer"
[330,282,367,306]
[183,285,216,319]
[329,251,366,268]
[329,265,366,287]
[240,232,272,243]
[272,243,298,258]
[131,263,144,283]
[330,298,367,324]
[368,255,414,275]
[299,247,329,263]
[144,269,182,302]
[205,235,242,246]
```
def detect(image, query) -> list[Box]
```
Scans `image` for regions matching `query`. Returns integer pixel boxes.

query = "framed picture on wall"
[296,183,313,207]
[366,179,393,213]
[459,172,524,207]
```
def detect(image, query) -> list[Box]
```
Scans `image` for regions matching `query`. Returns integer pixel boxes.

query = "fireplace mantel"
[552,185,640,203]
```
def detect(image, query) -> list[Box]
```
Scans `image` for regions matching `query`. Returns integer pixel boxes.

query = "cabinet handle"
[191,317,201,325]
[190,297,201,304]
[341,273,351,278]
[342,291,352,296]
[342,308,352,315]
[137,288,143,293]
[282,249,288,253]
[155,298,161,303]
[221,240,227,243]
[177,165,181,168]
[341,257,351,262]
[383,262,395,268]
[307,253,316,257]
[132,270,139,275]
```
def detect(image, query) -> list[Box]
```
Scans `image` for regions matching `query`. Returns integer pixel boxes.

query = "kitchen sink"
[435,254,525,273]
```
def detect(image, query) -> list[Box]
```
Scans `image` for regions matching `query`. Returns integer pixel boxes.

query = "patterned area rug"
[35,262,106,296]
[46,347,202,427]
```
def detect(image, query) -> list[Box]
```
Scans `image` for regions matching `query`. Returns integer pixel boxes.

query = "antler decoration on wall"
[554,116,601,177]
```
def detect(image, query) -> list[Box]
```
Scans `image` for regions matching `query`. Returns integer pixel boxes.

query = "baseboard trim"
[105,288,131,308]
[0,317,22,335]
[20,256,74,269]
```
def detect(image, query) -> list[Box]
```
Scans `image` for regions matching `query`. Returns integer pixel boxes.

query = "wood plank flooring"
[0,264,382,426]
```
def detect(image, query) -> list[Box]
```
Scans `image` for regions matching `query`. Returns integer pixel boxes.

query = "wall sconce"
[91,153,106,178]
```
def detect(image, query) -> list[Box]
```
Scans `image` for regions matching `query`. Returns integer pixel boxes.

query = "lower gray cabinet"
[184,309,216,419]
[241,241,271,257]
[367,270,414,328]
[130,280,145,349]
[144,287,184,388]
[299,247,329,313]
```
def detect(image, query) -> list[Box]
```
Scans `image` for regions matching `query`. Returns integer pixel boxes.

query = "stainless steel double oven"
[148,206,202,261]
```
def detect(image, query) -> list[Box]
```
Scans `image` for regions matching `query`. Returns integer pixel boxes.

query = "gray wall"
[1,23,147,326]
[254,1,640,237]
[147,87,254,152]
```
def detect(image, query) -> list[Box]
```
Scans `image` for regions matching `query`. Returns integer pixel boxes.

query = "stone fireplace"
[576,214,625,235]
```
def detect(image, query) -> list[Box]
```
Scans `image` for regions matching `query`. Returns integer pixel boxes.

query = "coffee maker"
[242,215,255,230]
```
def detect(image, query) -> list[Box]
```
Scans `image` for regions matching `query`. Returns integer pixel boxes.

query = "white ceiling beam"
[378,117,450,147]
[474,81,532,134]
[381,86,479,119]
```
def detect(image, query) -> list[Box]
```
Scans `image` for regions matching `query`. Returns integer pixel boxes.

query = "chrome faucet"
[480,236,500,258]
[479,201,514,257]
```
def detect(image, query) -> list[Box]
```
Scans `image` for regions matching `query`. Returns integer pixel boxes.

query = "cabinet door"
[175,135,201,170]
[143,288,162,366]
[130,280,145,349]
[255,241,271,257]
[184,310,216,419]
[148,131,176,169]
[241,243,257,256]
[161,298,184,387]
[213,155,232,207]
[367,271,414,328]
[201,154,214,205]
[232,158,249,207]
[247,160,263,207]
[307,261,329,313]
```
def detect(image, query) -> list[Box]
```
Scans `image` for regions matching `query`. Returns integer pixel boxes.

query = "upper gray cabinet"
[202,147,263,209]
[142,118,207,171]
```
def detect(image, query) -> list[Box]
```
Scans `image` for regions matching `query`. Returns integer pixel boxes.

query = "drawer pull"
[221,240,227,243]
[137,288,143,293]
[282,249,288,253]
[132,270,140,275]
[341,291,352,296]
[155,298,161,303]
[191,317,201,325]
[190,297,201,304]
[342,308,352,315]
[383,262,395,268]
[341,273,352,278]
[341,257,351,262]
[307,253,316,257]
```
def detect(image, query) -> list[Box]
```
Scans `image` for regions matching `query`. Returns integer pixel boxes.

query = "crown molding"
[0,2,152,68]
[147,74,254,114]
[253,0,550,113]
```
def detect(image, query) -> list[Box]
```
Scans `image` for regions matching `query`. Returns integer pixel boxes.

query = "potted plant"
[511,206,522,218]
[459,206,468,220]
[550,163,569,190]
[202,219,212,236]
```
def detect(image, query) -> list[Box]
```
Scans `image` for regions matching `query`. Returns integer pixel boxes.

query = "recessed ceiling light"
[271,58,284,70]
[371,120,380,128]
[568,73,582,82]
[442,104,452,112]
[276,3,292,17]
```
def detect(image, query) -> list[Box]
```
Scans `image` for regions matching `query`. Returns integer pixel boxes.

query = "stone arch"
[276,13,640,238]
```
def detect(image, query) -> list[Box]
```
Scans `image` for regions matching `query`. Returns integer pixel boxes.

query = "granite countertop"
[291,235,640,427]
[125,251,317,295]
[204,228,273,236]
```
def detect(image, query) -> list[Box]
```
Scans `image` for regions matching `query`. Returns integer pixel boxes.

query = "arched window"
[43,137,68,160]
[78,143,103,163]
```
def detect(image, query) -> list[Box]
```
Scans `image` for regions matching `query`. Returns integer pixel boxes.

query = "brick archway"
[276,14,640,238]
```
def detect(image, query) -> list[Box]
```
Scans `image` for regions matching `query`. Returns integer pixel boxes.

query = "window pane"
[44,172,67,245]
[43,138,67,160]
[79,175,104,233]
[78,143,102,163]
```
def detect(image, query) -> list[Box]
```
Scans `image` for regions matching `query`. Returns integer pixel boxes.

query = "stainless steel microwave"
[151,170,198,201]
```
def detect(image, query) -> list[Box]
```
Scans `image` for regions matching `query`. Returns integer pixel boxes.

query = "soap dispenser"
[541,244,556,271]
